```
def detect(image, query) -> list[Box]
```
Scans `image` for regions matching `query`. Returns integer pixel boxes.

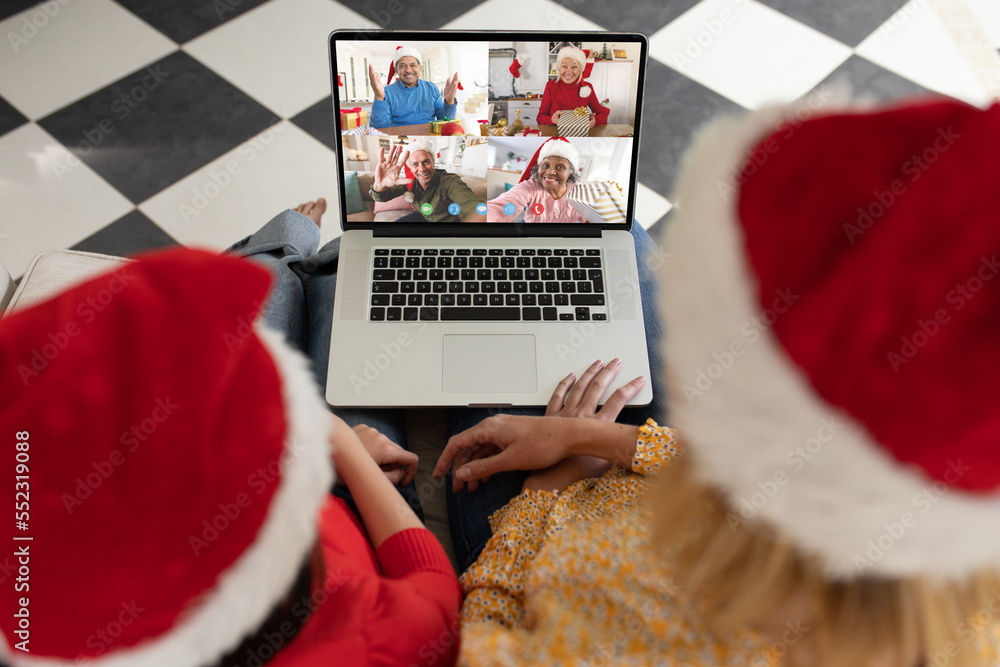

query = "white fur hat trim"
[660,98,1000,581]
[539,138,579,170]
[556,46,586,78]
[394,46,422,66]
[406,141,436,160]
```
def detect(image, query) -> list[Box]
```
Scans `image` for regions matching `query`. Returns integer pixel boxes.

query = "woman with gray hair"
[487,137,587,223]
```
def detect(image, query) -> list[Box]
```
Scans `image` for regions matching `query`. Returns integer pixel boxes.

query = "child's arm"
[329,414,424,549]
[323,415,461,666]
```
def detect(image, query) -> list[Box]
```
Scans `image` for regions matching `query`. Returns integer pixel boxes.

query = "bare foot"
[294,198,326,227]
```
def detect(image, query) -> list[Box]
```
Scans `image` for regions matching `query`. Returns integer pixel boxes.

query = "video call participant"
[488,137,587,223]
[368,46,460,128]
[537,46,609,129]
[371,143,487,223]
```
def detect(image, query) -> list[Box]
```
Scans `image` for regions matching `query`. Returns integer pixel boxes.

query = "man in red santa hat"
[368,45,460,128]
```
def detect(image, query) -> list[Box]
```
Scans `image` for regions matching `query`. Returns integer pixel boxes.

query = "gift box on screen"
[429,118,451,134]
[557,107,590,137]
[340,107,367,130]
[486,118,511,136]
[567,181,627,225]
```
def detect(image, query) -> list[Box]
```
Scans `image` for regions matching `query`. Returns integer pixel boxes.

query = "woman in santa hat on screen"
[537,45,609,129]
[487,137,587,223]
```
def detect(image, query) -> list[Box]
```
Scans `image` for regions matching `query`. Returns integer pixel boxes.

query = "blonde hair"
[649,455,1000,667]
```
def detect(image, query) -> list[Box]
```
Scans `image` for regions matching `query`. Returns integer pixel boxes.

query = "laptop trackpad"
[442,335,537,394]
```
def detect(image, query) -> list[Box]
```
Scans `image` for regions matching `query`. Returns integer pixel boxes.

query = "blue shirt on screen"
[370,79,457,128]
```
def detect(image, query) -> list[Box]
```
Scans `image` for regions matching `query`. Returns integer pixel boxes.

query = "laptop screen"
[329,30,646,230]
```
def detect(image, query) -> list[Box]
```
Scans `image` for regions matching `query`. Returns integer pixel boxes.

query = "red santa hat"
[0,249,334,665]
[386,45,421,85]
[660,97,1000,580]
[555,46,594,97]
[518,136,580,184]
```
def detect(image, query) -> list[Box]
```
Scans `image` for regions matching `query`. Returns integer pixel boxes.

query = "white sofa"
[2,251,132,316]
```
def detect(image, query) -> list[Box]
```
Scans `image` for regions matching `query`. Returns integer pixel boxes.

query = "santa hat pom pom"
[580,86,591,97]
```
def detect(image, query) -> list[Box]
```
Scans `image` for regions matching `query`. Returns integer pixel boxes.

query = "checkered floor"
[1,0,997,279]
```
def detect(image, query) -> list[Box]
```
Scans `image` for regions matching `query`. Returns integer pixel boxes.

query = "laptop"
[326,29,652,408]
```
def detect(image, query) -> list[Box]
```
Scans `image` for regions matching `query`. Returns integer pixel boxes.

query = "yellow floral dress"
[458,420,780,666]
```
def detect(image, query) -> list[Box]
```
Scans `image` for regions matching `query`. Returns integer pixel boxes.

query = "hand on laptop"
[373,145,412,193]
[544,358,644,421]
[521,358,645,493]
[433,359,645,493]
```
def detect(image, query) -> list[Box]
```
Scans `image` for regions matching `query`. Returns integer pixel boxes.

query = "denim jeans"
[228,213,421,519]
[229,211,666,571]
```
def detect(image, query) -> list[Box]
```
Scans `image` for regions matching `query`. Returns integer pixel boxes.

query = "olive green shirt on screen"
[371,169,481,222]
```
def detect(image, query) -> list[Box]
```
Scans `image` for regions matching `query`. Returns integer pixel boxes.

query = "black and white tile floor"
[1,0,997,279]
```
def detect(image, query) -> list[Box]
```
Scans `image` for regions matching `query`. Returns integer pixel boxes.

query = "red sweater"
[537,78,609,126]
[269,496,461,667]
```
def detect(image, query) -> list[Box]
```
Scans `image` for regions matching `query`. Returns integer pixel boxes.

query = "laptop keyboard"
[369,247,608,322]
